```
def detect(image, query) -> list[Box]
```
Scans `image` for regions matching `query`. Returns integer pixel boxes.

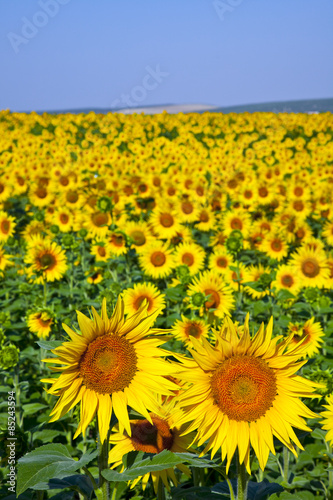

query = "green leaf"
[17,444,98,495]
[102,450,216,482]
[36,340,63,350]
[22,403,49,416]
[276,289,295,300]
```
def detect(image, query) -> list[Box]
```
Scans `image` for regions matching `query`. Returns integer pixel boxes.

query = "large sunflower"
[42,298,178,443]
[176,315,320,473]
[108,401,192,493]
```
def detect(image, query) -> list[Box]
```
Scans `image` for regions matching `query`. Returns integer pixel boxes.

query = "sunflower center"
[111,234,124,247]
[210,355,277,422]
[296,228,305,239]
[182,201,193,214]
[281,274,294,287]
[217,257,228,268]
[66,191,79,203]
[185,323,201,338]
[60,213,69,224]
[130,416,174,454]
[36,187,47,199]
[40,253,56,270]
[182,252,194,266]
[92,212,108,227]
[200,211,209,223]
[259,187,268,198]
[131,230,146,246]
[204,288,220,309]
[301,258,320,278]
[60,176,69,186]
[231,218,242,230]
[79,335,137,394]
[271,239,282,251]
[244,190,253,199]
[160,213,174,227]
[0,183,4,193]
[293,201,304,211]
[98,246,106,257]
[294,187,303,197]
[150,251,166,267]
[1,220,10,234]
[134,295,152,311]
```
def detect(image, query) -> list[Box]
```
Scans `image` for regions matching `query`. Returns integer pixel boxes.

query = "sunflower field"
[1,109,333,500]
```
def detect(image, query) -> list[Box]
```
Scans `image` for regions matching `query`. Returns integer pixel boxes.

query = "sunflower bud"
[0,345,19,370]
[303,287,320,304]
[191,292,206,308]
[97,196,113,213]
[50,224,60,234]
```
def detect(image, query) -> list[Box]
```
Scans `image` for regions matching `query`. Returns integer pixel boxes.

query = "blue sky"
[1,0,332,111]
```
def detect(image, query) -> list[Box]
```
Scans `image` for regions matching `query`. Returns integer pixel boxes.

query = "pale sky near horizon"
[1,0,333,112]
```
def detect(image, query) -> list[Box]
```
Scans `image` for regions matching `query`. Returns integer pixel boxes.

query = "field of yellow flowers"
[0,109,333,500]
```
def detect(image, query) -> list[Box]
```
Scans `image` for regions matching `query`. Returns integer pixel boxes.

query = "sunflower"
[195,207,217,232]
[90,240,113,262]
[108,401,192,493]
[188,271,235,318]
[85,211,111,239]
[41,298,178,443]
[25,238,68,283]
[271,265,301,296]
[320,395,333,447]
[224,262,251,292]
[28,311,53,339]
[176,197,201,223]
[208,248,235,275]
[149,207,182,239]
[244,264,272,299]
[259,234,289,261]
[176,315,320,473]
[0,246,13,272]
[122,283,165,316]
[173,242,205,275]
[171,316,209,345]
[123,220,153,253]
[86,267,104,285]
[139,242,175,279]
[29,185,54,208]
[222,210,251,238]
[289,247,330,289]
[51,208,75,233]
[322,220,333,247]
[287,318,324,358]
[108,232,128,256]
[0,211,16,242]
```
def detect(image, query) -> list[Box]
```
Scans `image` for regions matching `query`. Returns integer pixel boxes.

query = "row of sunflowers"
[0,109,333,500]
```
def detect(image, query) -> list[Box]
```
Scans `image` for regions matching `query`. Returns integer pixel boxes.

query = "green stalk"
[283,446,290,483]
[43,280,47,307]
[157,477,166,500]
[237,459,248,500]
[97,426,110,500]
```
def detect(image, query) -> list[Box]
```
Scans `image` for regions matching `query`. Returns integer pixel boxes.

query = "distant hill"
[18,97,333,115]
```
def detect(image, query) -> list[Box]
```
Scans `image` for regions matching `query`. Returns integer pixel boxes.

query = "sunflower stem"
[237,458,248,500]
[283,446,290,483]
[97,428,110,500]
[157,477,166,500]
[43,280,47,307]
